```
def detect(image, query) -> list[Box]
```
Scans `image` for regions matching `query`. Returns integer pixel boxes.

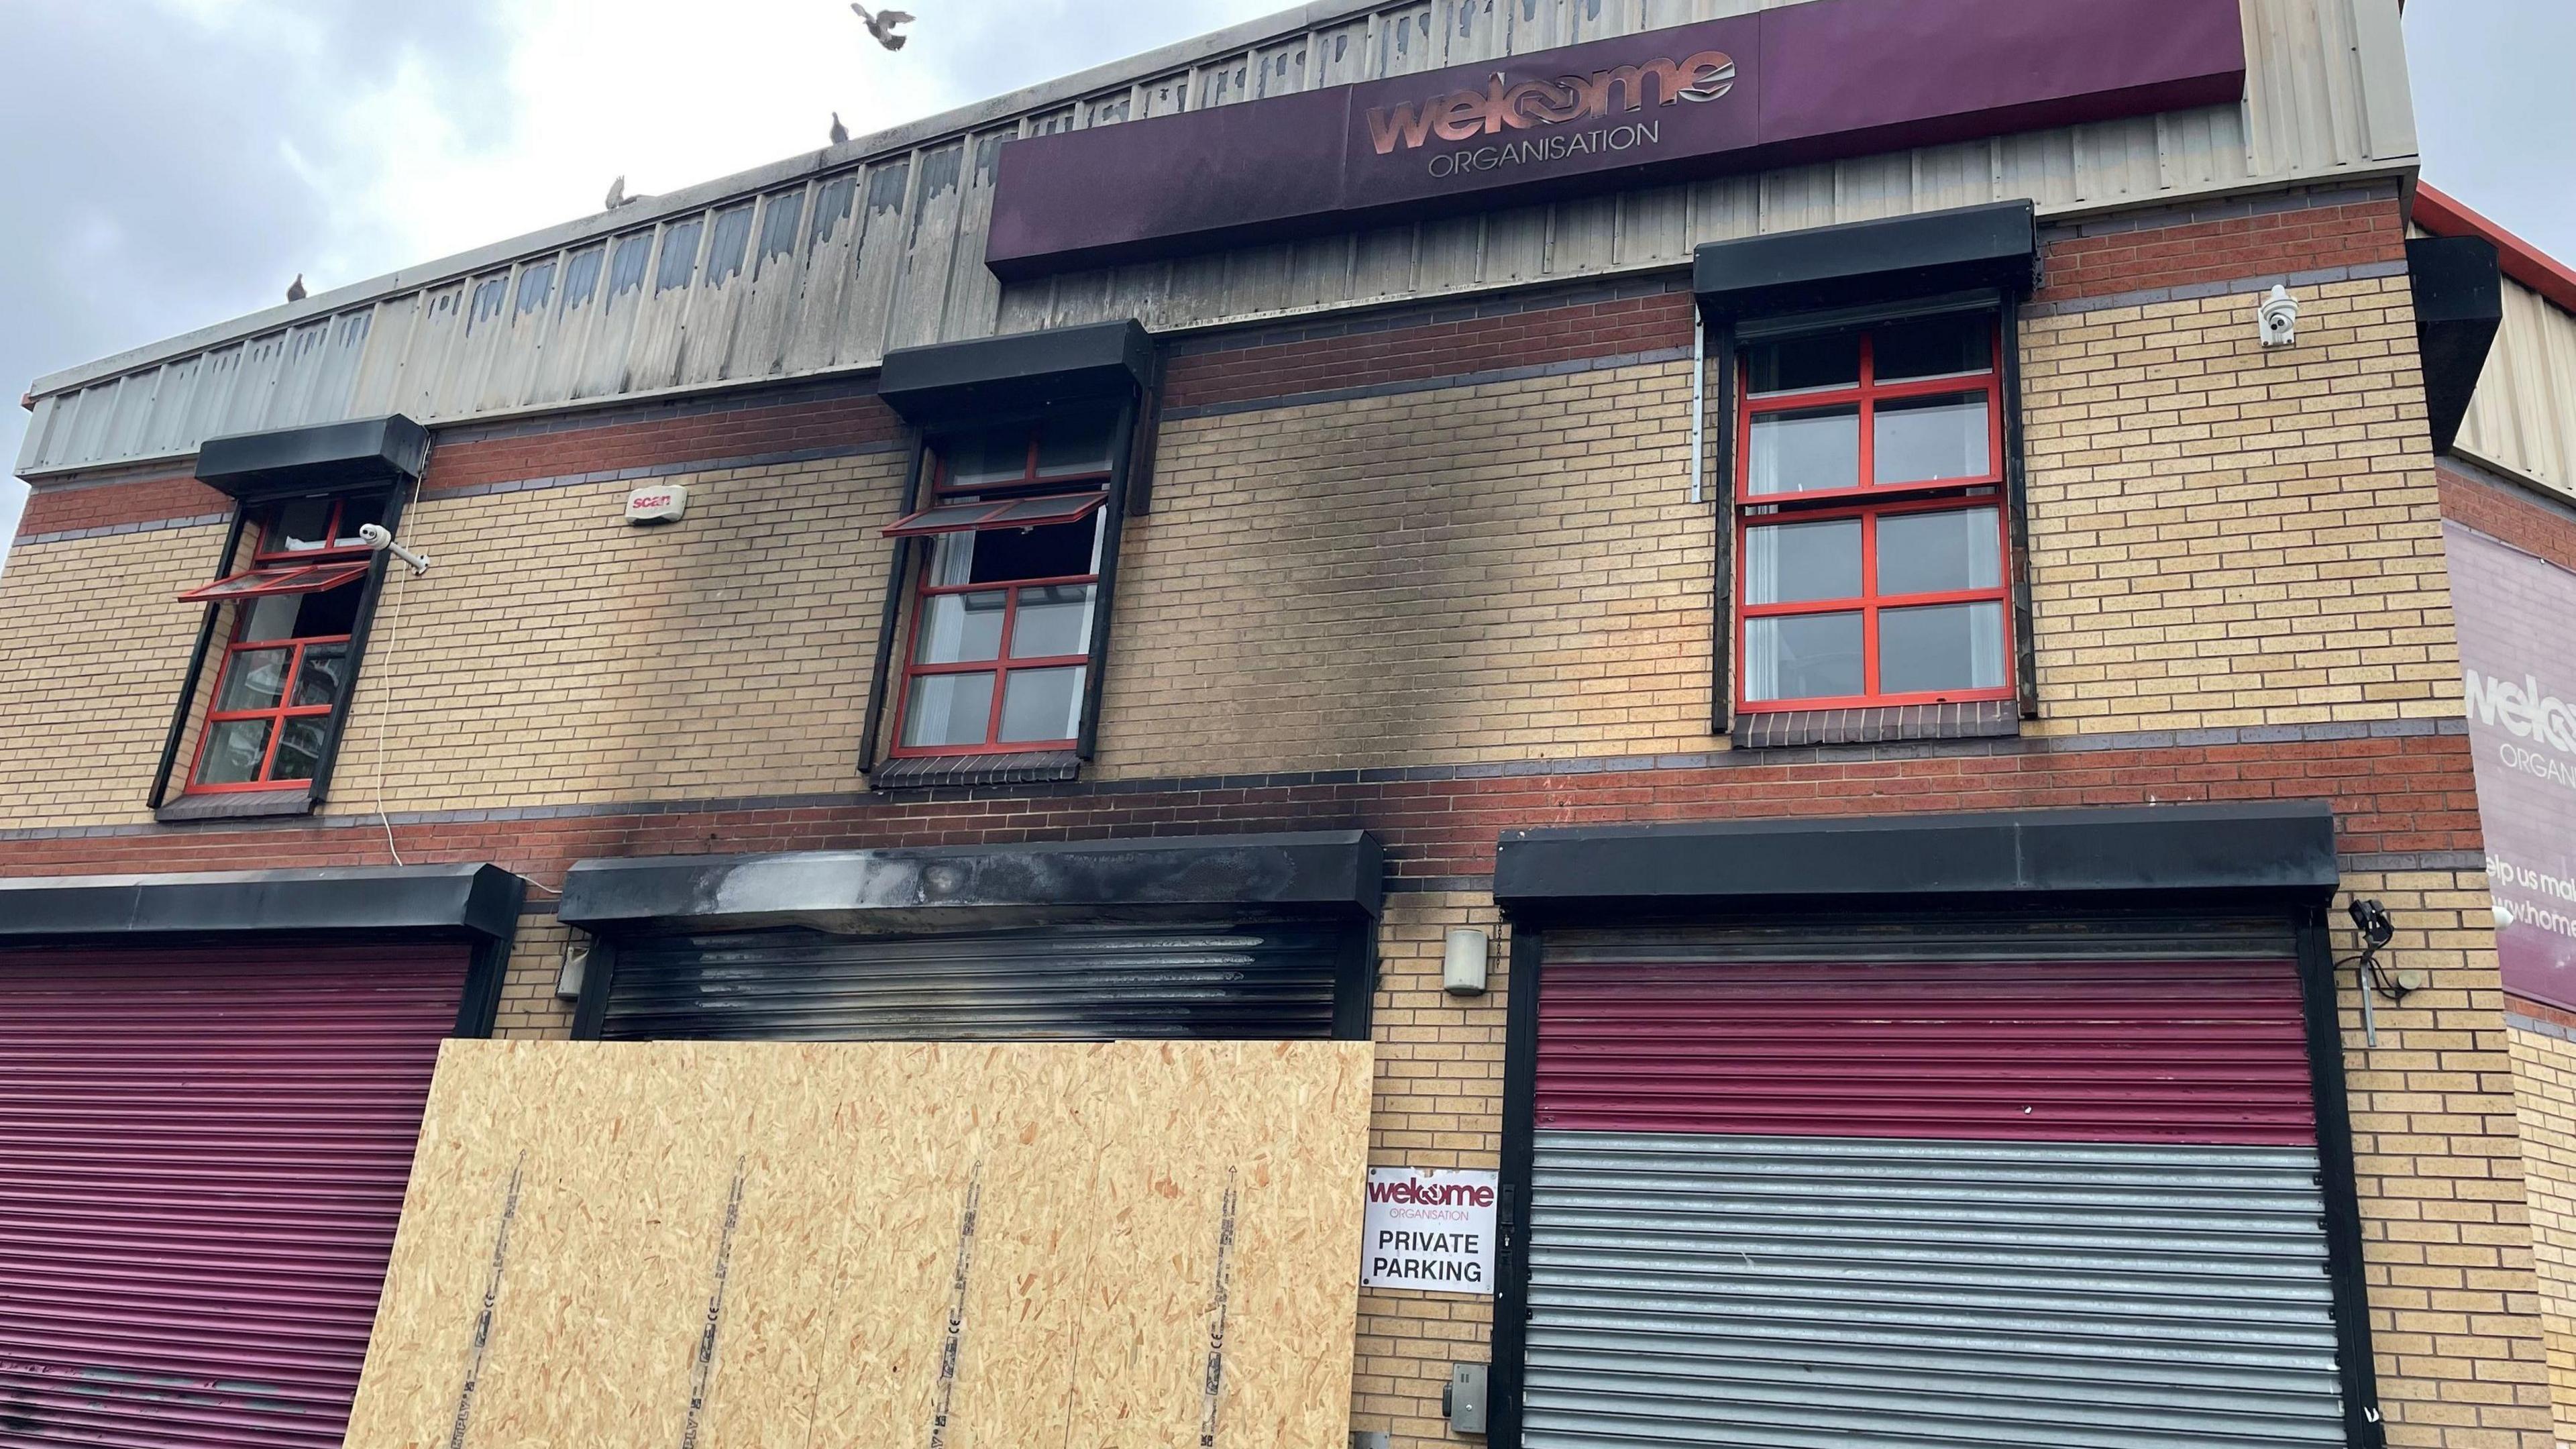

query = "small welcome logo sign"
[1363,51,1738,155]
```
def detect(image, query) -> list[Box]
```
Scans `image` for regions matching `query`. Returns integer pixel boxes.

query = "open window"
[149,416,427,822]
[1697,203,2039,749]
[861,321,1156,788]
[887,415,1116,757]
[180,498,384,793]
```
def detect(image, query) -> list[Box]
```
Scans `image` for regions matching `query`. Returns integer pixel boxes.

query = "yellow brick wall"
[2022,276,2457,733]
[492,909,578,1039]
[321,451,908,815]
[2339,871,2554,1447]
[2510,1021,2576,1445]
[1353,893,1510,1447]
[0,276,2457,827]
[1099,365,1711,775]
[0,524,226,825]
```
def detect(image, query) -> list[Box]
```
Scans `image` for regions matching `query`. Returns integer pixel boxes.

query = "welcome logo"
[1364,50,1737,155]
[2465,667,2576,756]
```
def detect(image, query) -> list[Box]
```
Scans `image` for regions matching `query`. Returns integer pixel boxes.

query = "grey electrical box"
[1350,1434,1391,1449]
[1446,1362,1489,1436]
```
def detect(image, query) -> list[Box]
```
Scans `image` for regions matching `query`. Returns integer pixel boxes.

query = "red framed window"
[887,415,1118,755]
[1735,312,2013,711]
[184,496,383,792]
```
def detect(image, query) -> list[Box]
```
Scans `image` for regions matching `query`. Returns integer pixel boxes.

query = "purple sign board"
[986,0,2247,278]
[2447,522,2576,1012]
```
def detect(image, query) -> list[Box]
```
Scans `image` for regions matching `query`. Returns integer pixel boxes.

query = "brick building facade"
[7,1,2573,1446]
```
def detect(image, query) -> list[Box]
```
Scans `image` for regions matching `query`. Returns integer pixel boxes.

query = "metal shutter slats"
[0,946,466,1448]
[1523,948,2345,1449]
[604,924,1348,1040]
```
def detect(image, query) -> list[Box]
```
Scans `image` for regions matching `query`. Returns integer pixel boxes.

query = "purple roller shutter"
[0,944,467,1448]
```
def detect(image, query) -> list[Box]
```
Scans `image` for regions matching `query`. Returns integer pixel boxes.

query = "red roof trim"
[2415,182,2576,316]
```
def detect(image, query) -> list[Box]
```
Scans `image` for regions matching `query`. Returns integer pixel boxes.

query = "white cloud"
[4,0,2573,582]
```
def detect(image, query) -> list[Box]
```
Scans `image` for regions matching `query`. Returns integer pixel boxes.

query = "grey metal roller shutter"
[1517,917,2348,1448]
[1523,1134,2341,1448]
[600,921,1358,1041]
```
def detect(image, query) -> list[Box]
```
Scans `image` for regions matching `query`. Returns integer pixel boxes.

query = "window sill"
[154,788,316,824]
[869,750,1081,791]
[1733,699,2019,749]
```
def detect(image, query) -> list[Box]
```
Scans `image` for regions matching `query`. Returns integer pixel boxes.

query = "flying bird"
[830,112,849,145]
[851,3,912,50]
[604,175,636,210]
[286,274,307,303]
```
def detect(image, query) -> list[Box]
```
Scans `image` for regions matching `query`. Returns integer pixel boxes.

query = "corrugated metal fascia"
[19,0,1403,402]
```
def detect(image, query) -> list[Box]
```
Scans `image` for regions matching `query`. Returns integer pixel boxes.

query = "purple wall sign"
[986,0,2247,278]
[2447,522,2576,1012]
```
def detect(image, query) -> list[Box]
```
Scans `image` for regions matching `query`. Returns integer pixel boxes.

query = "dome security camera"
[2257,284,2298,348]
[358,522,432,577]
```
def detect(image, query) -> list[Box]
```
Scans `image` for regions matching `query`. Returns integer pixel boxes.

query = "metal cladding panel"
[0,944,468,1448]
[2455,274,2576,502]
[600,922,1350,1041]
[1521,1131,2343,1448]
[21,0,2414,481]
[1534,958,2318,1145]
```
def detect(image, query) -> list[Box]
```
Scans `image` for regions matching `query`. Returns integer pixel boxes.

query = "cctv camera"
[358,522,432,577]
[2257,284,2298,348]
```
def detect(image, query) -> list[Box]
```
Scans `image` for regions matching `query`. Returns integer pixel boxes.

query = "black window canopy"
[879,319,1153,428]
[195,415,429,503]
[558,830,1386,936]
[1695,201,2039,319]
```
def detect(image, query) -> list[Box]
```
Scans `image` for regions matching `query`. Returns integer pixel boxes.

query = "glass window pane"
[1035,412,1119,476]
[938,427,1030,488]
[1747,334,1859,394]
[998,665,1085,743]
[272,498,332,552]
[900,672,997,749]
[333,496,386,547]
[986,492,1102,526]
[1747,406,1859,496]
[1873,393,1990,485]
[240,593,304,643]
[215,648,292,712]
[1743,519,1860,605]
[914,592,1008,664]
[1877,508,2002,597]
[292,642,350,708]
[1874,314,1991,380]
[292,580,364,639]
[270,716,331,782]
[1880,601,2008,695]
[966,515,1099,585]
[196,718,274,785]
[1010,585,1095,658]
[1743,612,1863,703]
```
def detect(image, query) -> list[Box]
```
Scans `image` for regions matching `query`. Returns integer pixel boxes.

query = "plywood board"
[346,1039,1373,1449]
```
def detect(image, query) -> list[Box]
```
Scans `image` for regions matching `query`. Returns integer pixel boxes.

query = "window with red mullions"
[183,495,383,791]
[1735,312,2012,710]
[889,415,1118,755]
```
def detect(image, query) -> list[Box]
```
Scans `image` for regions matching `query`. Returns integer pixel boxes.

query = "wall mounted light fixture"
[1444,928,1490,997]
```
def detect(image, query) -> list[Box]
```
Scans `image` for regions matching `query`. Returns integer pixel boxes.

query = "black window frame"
[148,485,404,819]
[860,327,1164,778]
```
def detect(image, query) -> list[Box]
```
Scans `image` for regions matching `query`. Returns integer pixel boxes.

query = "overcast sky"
[2,0,2571,570]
